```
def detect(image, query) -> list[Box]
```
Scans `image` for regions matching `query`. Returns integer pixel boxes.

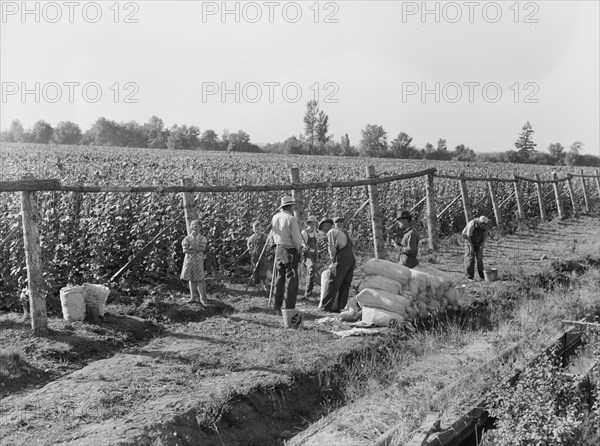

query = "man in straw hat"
[301,215,319,300]
[395,210,420,268]
[319,216,356,313]
[270,196,304,315]
[462,215,491,281]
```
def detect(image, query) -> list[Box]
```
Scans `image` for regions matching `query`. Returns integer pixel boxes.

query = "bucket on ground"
[281,308,303,329]
[455,284,466,297]
[483,268,498,282]
[60,286,86,322]
[83,283,111,316]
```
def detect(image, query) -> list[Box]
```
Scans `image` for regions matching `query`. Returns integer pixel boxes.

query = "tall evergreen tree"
[514,121,537,160]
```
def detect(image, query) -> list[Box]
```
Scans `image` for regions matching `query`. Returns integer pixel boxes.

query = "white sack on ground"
[358,275,403,295]
[361,259,411,285]
[356,288,411,315]
[361,306,405,327]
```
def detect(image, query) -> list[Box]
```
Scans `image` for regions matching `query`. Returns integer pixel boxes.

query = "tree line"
[2,103,598,166]
[0,117,261,153]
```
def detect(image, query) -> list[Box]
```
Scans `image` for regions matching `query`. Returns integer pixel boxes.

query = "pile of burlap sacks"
[343,259,460,327]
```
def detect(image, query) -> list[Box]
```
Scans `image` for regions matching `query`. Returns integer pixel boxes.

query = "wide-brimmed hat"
[333,217,345,223]
[279,195,296,208]
[307,215,318,223]
[479,215,490,224]
[318,217,333,231]
[396,210,412,221]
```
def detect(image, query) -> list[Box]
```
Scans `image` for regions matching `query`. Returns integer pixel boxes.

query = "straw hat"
[279,195,296,208]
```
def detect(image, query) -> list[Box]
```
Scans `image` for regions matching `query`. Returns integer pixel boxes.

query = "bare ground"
[0,215,599,446]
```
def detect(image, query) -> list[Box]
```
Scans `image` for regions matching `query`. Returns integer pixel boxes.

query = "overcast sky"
[1,0,598,154]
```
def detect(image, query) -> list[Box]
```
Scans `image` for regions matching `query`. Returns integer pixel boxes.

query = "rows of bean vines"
[0,143,595,310]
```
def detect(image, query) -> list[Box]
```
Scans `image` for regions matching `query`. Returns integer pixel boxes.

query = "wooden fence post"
[20,175,47,334]
[180,178,199,234]
[458,173,472,223]
[596,170,600,200]
[487,181,502,228]
[366,166,385,259]
[513,174,525,220]
[289,167,304,224]
[580,170,589,213]
[552,172,565,220]
[425,173,438,251]
[534,174,546,221]
[565,175,579,217]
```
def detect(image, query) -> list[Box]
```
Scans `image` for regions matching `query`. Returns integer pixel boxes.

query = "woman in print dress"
[181,220,209,305]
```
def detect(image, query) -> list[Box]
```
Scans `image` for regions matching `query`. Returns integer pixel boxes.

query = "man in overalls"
[319,217,356,313]
[395,210,420,268]
[301,215,319,299]
[462,215,490,281]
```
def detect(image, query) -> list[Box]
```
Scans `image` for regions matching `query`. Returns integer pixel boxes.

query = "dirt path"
[0,216,598,446]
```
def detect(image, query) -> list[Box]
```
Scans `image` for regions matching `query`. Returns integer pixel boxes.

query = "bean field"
[0,142,595,309]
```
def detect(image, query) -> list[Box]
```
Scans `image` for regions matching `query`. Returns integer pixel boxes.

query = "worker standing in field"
[271,196,304,315]
[395,210,420,268]
[319,217,356,313]
[301,215,319,299]
[462,215,491,281]
[247,220,269,293]
[180,220,209,305]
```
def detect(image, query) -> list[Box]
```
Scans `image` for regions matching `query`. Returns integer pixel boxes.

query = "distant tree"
[226,130,260,152]
[167,124,200,150]
[565,141,584,166]
[31,120,54,144]
[282,136,306,155]
[422,141,451,160]
[83,117,122,146]
[453,144,476,162]
[547,142,566,165]
[530,151,554,165]
[359,124,388,157]
[199,129,221,151]
[437,138,447,151]
[121,121,147,147]
[514,121,537,161]
[144,116,168,149]
[3,119,25,142]
[303,100,319,150]
[341,133,351,151]
[220,129,231,150]
[53,121,82,145]
[390,132,420,159]
[569,141,584,155]
[422,142,435,158]
[316,110,330,144]
[504,150,523,163]
[339,133,357,156]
